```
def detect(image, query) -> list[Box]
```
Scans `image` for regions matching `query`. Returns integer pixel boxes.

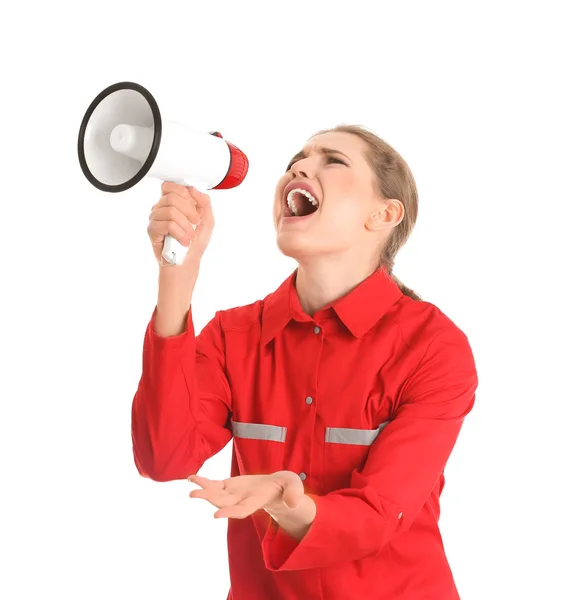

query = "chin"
[276,234,333,262]
[276,234,311,259]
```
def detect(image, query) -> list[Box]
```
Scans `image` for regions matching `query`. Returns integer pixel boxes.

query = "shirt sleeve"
[131,306,233,482]
[261,327,479,571]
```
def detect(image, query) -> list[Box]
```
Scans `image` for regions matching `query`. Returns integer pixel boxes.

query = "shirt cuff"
[148,305,194,352]
[261,493,322,571]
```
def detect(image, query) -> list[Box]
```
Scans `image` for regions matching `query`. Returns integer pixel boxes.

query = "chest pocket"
[231,421,287,476]
[323,421,390,488]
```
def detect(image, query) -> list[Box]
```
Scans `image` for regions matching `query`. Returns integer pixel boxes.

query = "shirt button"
[398,512,403,519]
[313,326,321,334]
[305,396,313,405]
[299,472,307,481]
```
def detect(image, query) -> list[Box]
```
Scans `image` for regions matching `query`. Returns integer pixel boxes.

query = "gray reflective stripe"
[231,421,287,442]
[325,421,390,446]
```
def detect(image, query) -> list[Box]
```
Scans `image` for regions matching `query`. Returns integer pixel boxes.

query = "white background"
[2,1,573,598]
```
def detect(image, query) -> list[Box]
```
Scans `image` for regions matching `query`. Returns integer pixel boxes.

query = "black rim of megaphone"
[77,81,162,193]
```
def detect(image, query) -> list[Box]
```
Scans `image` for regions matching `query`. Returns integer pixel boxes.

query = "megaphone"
[77,81,249,265]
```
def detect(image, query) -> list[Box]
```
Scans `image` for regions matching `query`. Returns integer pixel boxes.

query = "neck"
[294,254,382,317]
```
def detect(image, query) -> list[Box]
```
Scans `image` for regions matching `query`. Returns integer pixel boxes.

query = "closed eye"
[285,155,348,172]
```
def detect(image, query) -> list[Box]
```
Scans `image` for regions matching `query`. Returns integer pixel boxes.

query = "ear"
[365,199,404,232]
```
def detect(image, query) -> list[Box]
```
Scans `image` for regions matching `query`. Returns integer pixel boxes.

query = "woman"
[131,125,479,599]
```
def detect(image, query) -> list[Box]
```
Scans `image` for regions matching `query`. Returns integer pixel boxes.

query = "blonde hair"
[310,124,422,301]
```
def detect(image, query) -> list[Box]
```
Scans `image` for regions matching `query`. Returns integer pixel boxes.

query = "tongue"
[294,192,316,216]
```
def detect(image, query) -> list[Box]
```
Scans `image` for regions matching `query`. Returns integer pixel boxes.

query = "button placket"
[299,323,322,490]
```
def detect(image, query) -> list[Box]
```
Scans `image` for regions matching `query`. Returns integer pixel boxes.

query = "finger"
[188,475,225,491]
[152,198,201,228]
[282,480,305,508]
[149,206,197,241]
[187,185,211,207]
[161,181,192,202]
[281,473,305,507]
[149,206,201,238]
[282,483,302,509]
[148,219,192,248]
[215,495,264,520]
[189,488,218,501]
[189,488,226,506]
[187,187,213,224]
[189,488,241,508]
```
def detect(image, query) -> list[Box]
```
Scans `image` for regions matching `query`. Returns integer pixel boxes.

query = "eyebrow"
[286,146,351,170]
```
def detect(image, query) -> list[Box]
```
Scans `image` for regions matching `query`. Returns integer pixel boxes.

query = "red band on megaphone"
[214,141,249,189]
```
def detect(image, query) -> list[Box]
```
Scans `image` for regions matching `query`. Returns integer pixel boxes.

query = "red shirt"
[131,266,479,599]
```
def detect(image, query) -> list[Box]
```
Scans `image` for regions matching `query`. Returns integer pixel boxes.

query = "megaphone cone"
[77,81,249,265]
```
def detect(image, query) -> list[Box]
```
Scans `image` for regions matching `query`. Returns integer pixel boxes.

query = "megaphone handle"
[161,179,208,266]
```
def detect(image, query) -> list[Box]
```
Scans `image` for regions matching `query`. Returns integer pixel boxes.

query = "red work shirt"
[131,266,479,599]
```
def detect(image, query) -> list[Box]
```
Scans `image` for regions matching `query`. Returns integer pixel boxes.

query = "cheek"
[328,179,373,219]
[326,196,367,223]
[317,201,370,241]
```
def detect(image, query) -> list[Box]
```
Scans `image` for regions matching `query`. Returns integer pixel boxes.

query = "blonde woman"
[132,125,479,599]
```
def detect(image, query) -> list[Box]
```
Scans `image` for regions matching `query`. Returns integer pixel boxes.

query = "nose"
[292,165,309,179]
[291,157,316,179]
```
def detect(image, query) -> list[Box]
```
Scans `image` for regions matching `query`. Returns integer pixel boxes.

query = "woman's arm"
[261,328,479,571]
[264,494,317,541]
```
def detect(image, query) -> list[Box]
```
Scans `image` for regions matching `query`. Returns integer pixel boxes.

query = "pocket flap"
[325,421,390,446]
[231,420,287,442]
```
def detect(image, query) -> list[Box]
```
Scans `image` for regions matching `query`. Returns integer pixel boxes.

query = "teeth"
[286,188,319,216]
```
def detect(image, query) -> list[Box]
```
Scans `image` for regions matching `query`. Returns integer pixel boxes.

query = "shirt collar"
[261,266,404,346]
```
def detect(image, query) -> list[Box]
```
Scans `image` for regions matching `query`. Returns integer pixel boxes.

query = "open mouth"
[284,188,320,217]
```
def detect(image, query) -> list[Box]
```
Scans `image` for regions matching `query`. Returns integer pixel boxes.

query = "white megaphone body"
[77,81,249,265]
